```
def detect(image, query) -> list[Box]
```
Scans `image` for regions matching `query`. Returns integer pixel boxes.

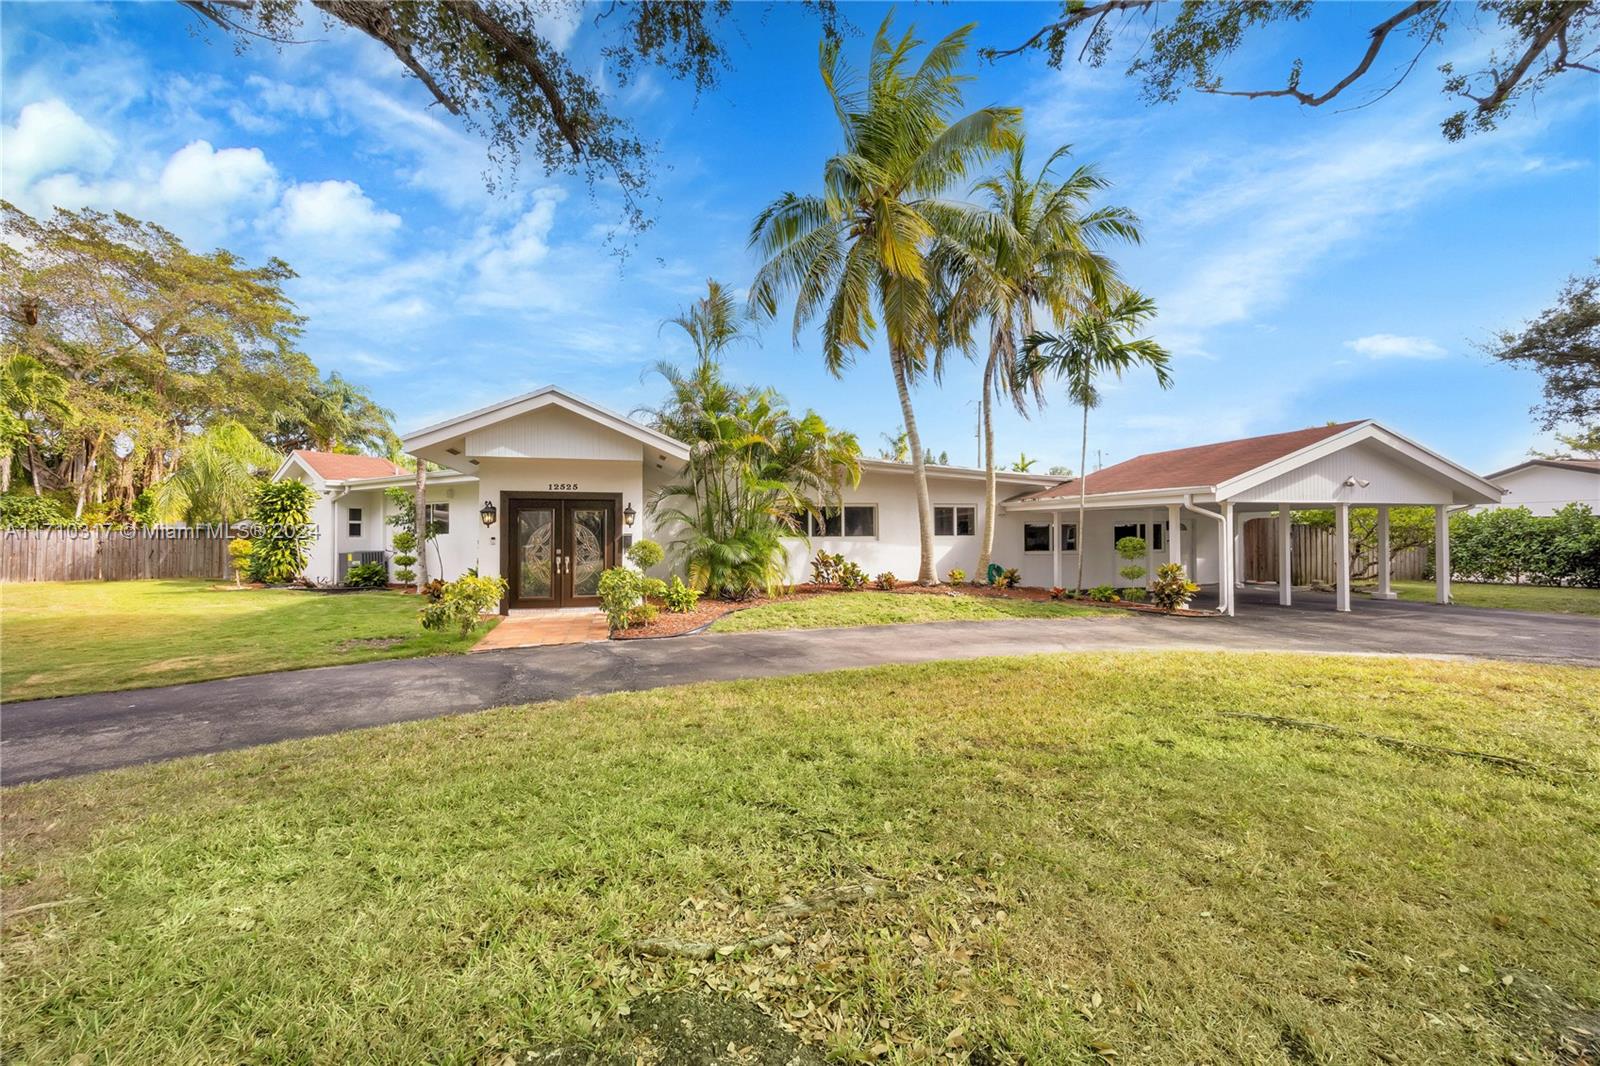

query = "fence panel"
[1242,517,1428,585]
[1,528,230,583]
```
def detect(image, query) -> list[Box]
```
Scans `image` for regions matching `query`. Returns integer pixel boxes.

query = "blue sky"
[3,2,1596,474]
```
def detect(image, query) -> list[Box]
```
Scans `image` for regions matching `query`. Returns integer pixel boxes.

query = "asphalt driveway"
[4,589,1595,784]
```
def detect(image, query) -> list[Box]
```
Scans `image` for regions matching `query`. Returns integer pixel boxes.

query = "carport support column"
[1051,510,1062,590]
[1220,501,1235,616]
[1435,505,1451,604]
[1334,502,1351,613]
[1278,508,1292,606]
[1167,504,1182,569]
[1372,505,1397,599]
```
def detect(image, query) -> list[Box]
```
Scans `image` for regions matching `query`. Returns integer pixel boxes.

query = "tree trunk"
[891,347,937,585]
[1075,401,1089,596]
[26,442,42,495]
[0,449,10,494]
[975,348,998,583]
[413,461,429,593]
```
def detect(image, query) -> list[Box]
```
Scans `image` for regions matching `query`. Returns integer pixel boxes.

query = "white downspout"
[1183,493,1229,615]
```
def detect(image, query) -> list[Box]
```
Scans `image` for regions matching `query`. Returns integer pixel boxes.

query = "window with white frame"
[1059,522,1077,551]
[347,507,363,538]
[1023,522,1052,552]
[426,501,450,535]
[808,505,876,538]
[934,505,975,537]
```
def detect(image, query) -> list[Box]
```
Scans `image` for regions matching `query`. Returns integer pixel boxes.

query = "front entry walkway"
[5,602,1595,785]
[471,608,609,652]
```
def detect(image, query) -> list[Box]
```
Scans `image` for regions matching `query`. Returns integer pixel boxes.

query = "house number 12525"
[548,483,578,491]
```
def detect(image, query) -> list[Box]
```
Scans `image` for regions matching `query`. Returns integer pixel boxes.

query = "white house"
[275,386,1502,616]
[1477,458,1600,516]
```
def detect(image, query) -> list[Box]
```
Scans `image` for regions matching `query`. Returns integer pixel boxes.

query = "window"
[1059,522,1077,551]
[934,505,975,537]
[808,505,875,538]
[347,507,363,538]
[426,501,450,535]
[1151,522,1164,552]
[1023,523,1052,552]
[1112,523,1144,547]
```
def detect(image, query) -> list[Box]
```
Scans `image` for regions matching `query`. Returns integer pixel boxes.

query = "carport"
[1008,420,1503,615]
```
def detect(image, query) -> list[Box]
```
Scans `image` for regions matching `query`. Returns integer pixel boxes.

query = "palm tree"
[0,350,71,495]
[153,420,278,526]
[878,427,910,462]
[750,16,1018,584]
[1021,292,1172,596]
[935,141,1141,579]
[1011,452,1037,472]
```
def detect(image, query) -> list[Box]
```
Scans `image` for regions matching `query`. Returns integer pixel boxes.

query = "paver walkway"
[471,609,609,651]
[3,589,1594,784]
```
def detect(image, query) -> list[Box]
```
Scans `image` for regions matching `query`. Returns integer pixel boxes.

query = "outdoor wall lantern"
[623,502,637,528]
[480,500,498,527]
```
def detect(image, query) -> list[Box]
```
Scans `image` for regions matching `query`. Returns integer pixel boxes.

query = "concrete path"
[4,587,1595,784]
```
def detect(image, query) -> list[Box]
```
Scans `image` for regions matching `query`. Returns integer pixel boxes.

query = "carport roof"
[1019,421,1364,501]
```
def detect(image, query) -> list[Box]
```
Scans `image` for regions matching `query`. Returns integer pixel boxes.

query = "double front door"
[507,498,616,608]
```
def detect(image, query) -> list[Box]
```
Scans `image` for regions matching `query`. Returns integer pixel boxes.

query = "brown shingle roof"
[1021,421,1366,501]
[290,450,404,481]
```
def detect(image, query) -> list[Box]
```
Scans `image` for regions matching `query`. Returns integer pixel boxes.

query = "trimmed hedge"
[1449,504,1599,587]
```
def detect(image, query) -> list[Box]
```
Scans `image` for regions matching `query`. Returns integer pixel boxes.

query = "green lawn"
[0,580,493,702]
[711,590,1104,632]
[4,652,1596,1064]
[1393,579,1600,616]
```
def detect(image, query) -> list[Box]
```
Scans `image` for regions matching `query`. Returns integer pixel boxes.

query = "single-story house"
[1475,457,1600,516]
[274,386,1503,616]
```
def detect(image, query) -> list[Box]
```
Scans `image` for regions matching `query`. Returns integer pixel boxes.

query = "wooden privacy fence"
[1242,517,1427,586]
[1,527,231,583]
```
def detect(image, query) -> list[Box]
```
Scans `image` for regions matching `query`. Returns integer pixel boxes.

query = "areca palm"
[153,420,278,526]
[0,350,71,494]
[750,16,1018,584]
[1021,292,1173,596]
[935,141,1142,578]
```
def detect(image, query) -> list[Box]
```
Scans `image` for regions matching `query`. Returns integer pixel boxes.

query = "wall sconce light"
[479,500,498,527]
[623,502,637,528]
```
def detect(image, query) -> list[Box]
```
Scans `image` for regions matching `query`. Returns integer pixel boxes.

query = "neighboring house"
[1478,458,1600,516]
[274,386,1501,615]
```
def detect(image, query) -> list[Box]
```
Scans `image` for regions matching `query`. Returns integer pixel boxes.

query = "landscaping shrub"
[1450,503,1600,586]
[1116,535,1148,589]
[343,561,388,589]
[811,550,844,585]
[419,573,507,636]
[391,530,417,585]
[1088,585,1118,602]
[227,537,253,587]
[838,561,867,590]
[422,579,445,602]
[1049,586,1066,600]
[1121,587,1147,602]
[662,575,701,613]
[626,538,664,570]
[597,567,669,630]
[947,567,966,584]
[628,602,660,626]
[996,567,1021,589]
[1147,562,1201,611]
[0,493,67,528]
[874,571,897,590]
[246,480,316,583]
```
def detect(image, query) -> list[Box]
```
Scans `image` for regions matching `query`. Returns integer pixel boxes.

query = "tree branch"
[309,1,461,116]
[1202,0,1440,107]
[983,0,1158,62]
[452,0,587,156]
[1462,4,1574,116]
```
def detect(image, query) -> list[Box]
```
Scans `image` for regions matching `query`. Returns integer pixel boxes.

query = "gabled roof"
[1020,422,1364,501]
[403,384,690,463]
[858,457,1060,487]
[1486,457,1600,479]
[275,449,404,483]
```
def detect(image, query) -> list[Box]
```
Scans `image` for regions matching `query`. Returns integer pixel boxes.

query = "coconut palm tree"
[750,15,1018,584]
[1021,292,1172,596]
[935,141,1142,578]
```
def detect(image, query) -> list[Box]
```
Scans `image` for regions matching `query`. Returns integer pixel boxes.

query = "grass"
[0,579,494,702]
[711,590,1103,632]
[4,652,1597,1064]
[1391,579,1600,616]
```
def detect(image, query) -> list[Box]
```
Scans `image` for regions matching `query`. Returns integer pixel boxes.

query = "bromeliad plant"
[643,282,861,601]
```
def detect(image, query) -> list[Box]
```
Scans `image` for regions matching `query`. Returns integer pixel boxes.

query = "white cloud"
[1344,333,1447,359]
[158,140,279,215]
[1,98,115,189]
[277,179,401,245]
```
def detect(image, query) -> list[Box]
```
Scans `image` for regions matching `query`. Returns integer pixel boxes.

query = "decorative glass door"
[512,503,558,607]
[566,504,608,603]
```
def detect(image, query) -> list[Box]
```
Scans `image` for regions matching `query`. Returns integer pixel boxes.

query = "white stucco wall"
[471,457,647,586]
[1478,464,1600,516]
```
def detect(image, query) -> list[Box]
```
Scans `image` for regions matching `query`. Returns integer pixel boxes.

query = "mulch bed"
[611,581,1213,640]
